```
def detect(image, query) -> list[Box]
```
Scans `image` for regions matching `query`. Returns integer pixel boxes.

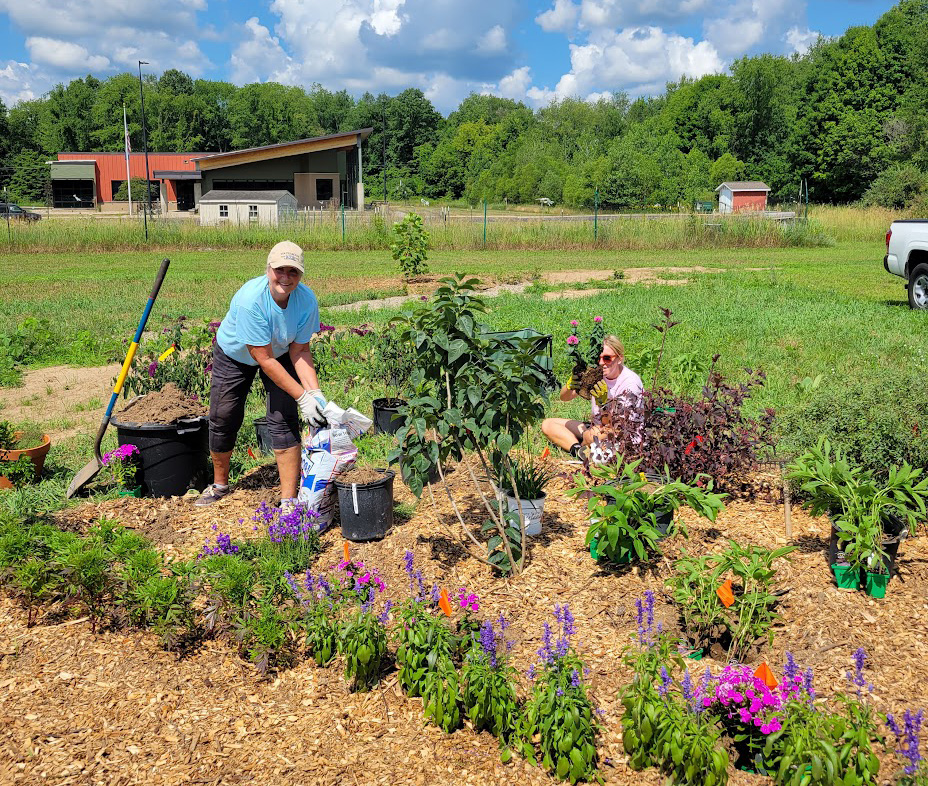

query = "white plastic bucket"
[505,494,545,536]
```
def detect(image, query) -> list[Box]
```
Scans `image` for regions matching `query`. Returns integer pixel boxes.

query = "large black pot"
[335,469,395,541]
[253,417,274,455]
[372,397,407,435]
[111,415,210,497]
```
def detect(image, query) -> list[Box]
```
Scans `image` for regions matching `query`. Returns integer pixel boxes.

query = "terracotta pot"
[0,433,51,489]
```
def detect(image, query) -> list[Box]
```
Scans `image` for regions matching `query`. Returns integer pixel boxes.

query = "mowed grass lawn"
[0,239,925,418]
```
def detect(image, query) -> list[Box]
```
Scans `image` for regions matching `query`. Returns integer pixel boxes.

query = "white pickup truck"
[885,220,928,308]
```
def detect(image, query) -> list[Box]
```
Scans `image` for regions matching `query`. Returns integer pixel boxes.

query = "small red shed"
[715,181,770,213]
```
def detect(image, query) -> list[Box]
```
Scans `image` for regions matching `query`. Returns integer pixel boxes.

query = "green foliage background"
[3,2,928,207]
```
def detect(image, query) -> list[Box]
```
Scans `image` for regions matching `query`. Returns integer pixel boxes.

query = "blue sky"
[0,0,900,114]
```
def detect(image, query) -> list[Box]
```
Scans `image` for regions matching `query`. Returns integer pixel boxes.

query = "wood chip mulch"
[2,456,927,785]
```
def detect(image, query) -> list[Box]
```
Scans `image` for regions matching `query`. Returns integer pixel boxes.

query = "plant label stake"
[753,662,778,689]
[438,589,453,617]
[158,344,176,362]
[352,483,359,514]
[716,579,735,607]
[343,541,351,562]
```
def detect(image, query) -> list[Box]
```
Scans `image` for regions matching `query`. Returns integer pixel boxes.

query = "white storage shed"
[198,189,297,226]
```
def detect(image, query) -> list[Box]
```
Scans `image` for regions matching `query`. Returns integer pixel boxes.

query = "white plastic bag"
[298,446,357,531]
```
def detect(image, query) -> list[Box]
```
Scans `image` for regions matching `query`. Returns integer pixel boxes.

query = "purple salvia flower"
[847,647,873,696]
[538,621,554,664]
[378,599,394,625]
[658,666,671,697]
[570,669,581,688]
[496,613,508,633]
[430,583,440,605]
[284,571,300,597]
[902,709,924,775]
[527,663,536,681]
[887,713,902,737]
[635,597,644,642]
[556,687,564,696]
[803,668,815,702]
[644,590,654,631]
[784,652,798,680]
[682,669,694,705]
[403,549,414,576]
[479,620,497,667]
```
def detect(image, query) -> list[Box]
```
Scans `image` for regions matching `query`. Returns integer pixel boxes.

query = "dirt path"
[0,364,119,441]
[328,266,753,313]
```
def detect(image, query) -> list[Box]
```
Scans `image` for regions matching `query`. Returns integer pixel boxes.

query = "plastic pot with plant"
[492,452,556,536]
[787,438,928,596]
[568,459,726,565]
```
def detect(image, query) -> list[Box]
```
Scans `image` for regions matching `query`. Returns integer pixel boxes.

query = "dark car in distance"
[0,202,41,221]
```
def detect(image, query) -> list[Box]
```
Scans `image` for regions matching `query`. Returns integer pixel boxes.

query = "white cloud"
[26,37,110,71]
[496,66,533,99]
[476,25,507,54]
[0,60,40,105]
[703,0,800,57]
[230,17,295,85]
[536,0,579,33]
[785,25,819,54]
[370,0,405,35]
[550,26,723,99]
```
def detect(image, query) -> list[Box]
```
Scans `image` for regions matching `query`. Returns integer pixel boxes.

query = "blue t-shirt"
[217,276,320,366]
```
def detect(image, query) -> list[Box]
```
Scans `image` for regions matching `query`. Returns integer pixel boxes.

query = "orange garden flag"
[754,662,778,689]
[438,588,453,617]
[716,579,735,608]
[540,447,550,459]
[343,542,351,562]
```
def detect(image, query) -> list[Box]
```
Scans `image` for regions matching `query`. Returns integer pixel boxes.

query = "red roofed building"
[715,181,771,213]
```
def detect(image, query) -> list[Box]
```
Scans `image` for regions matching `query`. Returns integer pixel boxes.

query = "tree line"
[2,0,927,210]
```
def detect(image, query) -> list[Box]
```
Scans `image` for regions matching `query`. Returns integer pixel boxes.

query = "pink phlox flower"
[566,335,579,346]
[594,316,603,322]
[570,320,579,327]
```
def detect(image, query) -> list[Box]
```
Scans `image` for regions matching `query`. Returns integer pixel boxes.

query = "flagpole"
[123,104,133,216]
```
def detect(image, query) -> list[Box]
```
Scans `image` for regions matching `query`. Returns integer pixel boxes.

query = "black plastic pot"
[335,469,395,541]
[111,415,209,498]
[654,509,673,537]
[253,417,273,455]
[372,398,407,435]
[827,513,907,577]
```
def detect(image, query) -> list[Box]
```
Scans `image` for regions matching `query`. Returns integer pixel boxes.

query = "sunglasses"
[599,354,616,362]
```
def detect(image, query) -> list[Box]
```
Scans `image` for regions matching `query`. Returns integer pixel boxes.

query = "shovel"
[66,258,171,498]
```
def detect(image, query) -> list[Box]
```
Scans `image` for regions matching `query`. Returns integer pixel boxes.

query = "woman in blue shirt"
[196,241,327,507]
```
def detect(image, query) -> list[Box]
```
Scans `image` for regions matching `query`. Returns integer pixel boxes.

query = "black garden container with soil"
[372,398,407,435]
[111,415,210,498]
[253,417,273,455]
[335,468,395,541]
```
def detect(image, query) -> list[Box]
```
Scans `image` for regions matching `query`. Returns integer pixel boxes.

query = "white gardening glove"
[296,389,327,428]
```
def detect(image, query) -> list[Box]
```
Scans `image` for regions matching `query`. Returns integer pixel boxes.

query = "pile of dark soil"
[118,383,208,424]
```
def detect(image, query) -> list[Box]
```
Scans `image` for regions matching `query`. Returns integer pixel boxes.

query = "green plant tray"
[684,648,704,660]
[864,571,888,599]
[832,563,860,591]
[118,486,143,498]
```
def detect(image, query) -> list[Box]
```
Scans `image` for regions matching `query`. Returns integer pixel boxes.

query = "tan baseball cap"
[267,240,304,273]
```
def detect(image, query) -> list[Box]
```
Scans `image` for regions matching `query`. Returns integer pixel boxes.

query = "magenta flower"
[594,316,603,323]
[570,320,579,327]
[147,361,158,377]
[566,335,579,346]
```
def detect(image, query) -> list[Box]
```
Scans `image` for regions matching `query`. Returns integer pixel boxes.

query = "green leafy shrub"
[568,459,725,565]
[787,438,928,572]
[0,318,55,387]
[53,537,113,632]
[519,605,599,784]
[234,600,297,676]
[11,557,57,626]
[422,659,462,733]
[200,553,257,632]
[338,607,387,691]
[778,371,928,478]
[394,598,458,697]
[461,616,520,751]
[390,212,430,279]
[667,541,795,659]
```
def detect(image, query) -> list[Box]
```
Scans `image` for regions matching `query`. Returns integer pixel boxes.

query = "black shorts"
[208,343,301,453]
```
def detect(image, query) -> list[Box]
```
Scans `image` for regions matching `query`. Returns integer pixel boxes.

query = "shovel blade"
[66,457,104,499]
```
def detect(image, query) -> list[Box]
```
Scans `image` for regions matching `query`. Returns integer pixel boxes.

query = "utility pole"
[138,60,152,241]
[382,103,388,205]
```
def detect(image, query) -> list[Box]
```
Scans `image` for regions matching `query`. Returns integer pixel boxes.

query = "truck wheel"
[909,264,928,310]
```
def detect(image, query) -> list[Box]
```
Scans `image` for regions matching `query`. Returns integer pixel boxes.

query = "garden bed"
[2,456,927,784]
